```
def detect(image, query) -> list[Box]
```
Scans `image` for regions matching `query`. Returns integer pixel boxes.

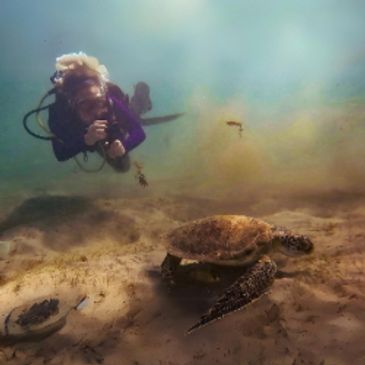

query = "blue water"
[1,0,365,201]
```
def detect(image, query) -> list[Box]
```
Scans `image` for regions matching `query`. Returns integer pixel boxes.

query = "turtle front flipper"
[161,253,182,286]
[187,255,277,334]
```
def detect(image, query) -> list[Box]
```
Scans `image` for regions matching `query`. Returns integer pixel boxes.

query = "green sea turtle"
[0,294,86,344]
[161,214,313,333]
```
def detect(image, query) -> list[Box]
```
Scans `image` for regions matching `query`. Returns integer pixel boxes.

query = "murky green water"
[1,0,365,203]
[1,5,365,362]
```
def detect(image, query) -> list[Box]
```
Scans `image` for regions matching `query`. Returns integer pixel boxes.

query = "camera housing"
[105,121,122,143]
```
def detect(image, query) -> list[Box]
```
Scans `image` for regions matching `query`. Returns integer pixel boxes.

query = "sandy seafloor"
[0,186,364,365]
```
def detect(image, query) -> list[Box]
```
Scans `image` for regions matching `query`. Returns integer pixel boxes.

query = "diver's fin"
[140,113,185,126]
[187,256,277,334]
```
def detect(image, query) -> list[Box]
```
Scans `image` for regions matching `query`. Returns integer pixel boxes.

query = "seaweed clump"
[15,298,59,327]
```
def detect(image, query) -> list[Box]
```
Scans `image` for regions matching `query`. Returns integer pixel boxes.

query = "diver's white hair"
[55,52,110,84]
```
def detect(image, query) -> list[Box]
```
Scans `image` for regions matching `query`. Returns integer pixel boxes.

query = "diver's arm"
[48,104,91,161]
[51,136,88,161]
[122,117,146,152]
[106,140,126,159]
[110,96,146,152]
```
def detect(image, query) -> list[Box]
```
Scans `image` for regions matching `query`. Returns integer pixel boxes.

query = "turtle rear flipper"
[187,256,277,334]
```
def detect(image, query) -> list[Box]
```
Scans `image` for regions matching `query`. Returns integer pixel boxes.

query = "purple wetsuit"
[108,95,146,152]
[48,86,146,166]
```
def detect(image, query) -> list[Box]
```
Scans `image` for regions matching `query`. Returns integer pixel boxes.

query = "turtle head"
[272,228,313,257]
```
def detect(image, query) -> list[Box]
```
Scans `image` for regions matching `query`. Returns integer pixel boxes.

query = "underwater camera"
[105,120,122,143]
[98,105,123,144]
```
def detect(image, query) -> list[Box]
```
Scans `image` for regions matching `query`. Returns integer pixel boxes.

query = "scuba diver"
[23,52,183,173]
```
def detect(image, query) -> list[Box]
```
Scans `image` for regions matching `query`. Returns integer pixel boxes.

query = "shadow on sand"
[0,195,140,251]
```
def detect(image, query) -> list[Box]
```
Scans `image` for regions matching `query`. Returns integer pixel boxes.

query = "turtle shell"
[165,215,274,265]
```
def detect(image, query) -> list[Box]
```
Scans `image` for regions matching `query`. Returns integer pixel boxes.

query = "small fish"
[136,172,148,187]
[133,161,148,187]
[225,120,244,137]
[226,121,242,128]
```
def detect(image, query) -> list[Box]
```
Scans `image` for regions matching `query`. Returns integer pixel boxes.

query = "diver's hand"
[106,139,126,159]
[84,120,108,146]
